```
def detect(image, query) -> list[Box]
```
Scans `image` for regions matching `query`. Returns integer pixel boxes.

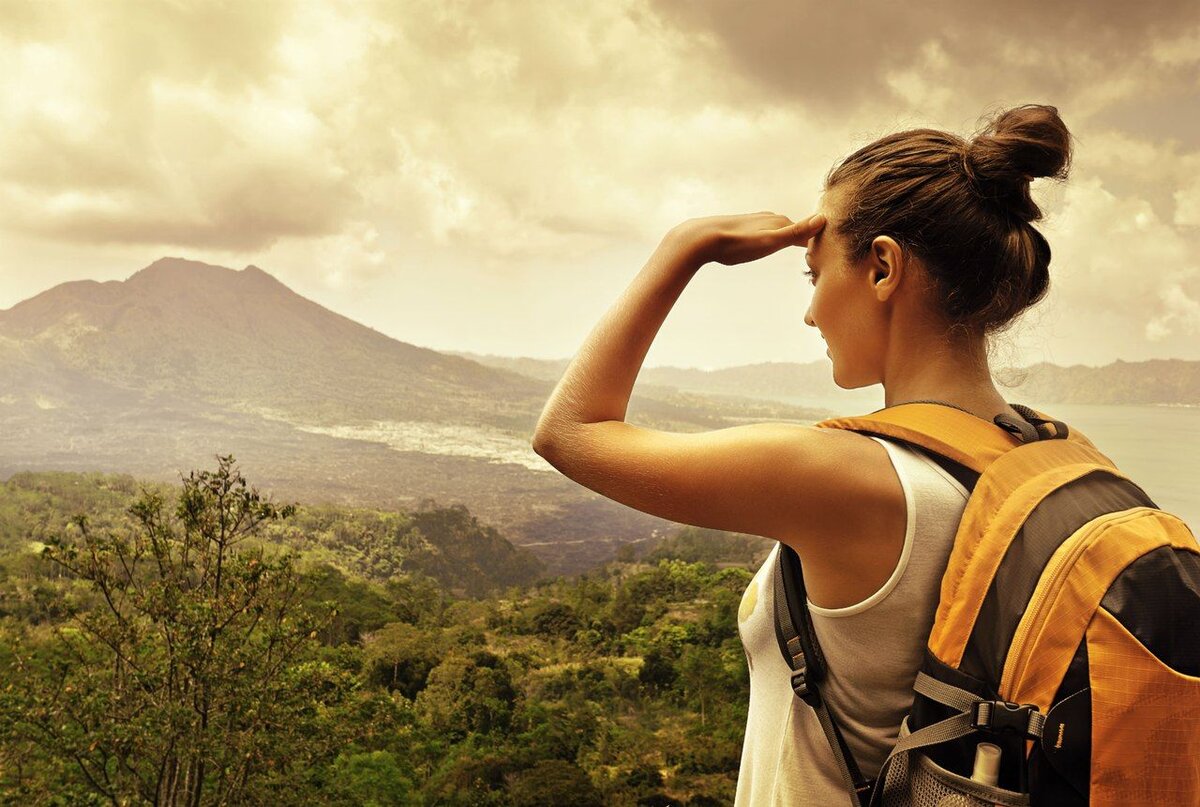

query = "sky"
[1,0,1198,372]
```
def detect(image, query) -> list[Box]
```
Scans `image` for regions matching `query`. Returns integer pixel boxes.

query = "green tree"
[326,749,420,806]
[519,600,581,639]
[506,759,602,807]
[415,651,518,740]
[638,647,677,693]
[677,644,725,727]
[362,621,442,698]
[5,455,334,805]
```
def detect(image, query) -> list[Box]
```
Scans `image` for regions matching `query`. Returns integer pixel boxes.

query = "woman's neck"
[881,337,1018,420]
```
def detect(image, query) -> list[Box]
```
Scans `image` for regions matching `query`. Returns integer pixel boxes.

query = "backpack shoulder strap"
[811,401,1109,475]
[773,544,876,806]
[813,401,1022,475]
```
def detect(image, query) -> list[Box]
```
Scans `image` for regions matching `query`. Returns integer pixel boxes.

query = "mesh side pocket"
[875,716,1031,807]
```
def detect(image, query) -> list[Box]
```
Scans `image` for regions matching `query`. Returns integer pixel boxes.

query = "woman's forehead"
[811,188,845,257]
[808,203,835,256]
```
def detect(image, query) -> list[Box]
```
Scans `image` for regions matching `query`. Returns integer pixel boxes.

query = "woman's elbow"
[531,430,555,458]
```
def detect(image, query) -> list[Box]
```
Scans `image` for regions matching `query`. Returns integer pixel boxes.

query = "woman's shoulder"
[785,428,911,607]
[803,427,909,505]
[781,427,909,547]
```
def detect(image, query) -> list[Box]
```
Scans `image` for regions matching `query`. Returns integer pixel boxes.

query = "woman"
[532,103,1072,804]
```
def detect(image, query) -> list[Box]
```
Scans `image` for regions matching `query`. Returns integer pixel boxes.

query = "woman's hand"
[667,211,827,267]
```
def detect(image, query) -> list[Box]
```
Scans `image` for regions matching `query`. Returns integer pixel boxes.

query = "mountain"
[444,351,861,403]
[996,359,1200,406]
[450,352,1200,407]
[0,258,831,575]
[0,258,553,428]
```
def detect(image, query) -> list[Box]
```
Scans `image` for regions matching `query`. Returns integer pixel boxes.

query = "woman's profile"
[531,103,1072,804]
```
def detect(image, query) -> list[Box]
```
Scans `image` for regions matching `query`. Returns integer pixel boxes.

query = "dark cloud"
[646,0,1200,126]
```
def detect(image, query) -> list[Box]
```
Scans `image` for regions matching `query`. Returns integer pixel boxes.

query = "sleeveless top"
[733,434,971,806]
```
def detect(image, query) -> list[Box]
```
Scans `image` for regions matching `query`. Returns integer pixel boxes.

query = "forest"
[0,456,769,805]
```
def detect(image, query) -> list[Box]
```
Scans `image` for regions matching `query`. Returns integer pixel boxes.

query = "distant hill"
[639,525,774,567]
[444,352,857,403]
[995,359,1200,406]
[450,351,1200,407]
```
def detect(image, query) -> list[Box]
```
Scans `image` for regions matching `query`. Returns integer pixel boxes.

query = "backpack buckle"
[790,665,810,699]
[790,665,821,708]
[971,699,1045,740]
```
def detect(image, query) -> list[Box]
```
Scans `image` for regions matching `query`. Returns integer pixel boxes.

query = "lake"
[776,394,1199,536]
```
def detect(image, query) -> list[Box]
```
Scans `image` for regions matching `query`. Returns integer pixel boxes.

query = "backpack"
[771,399,1200,807]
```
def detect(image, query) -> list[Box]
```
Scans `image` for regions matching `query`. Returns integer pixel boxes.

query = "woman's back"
[734,434,971,805]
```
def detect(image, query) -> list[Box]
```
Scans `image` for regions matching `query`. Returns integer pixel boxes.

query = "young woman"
[532,103,1072,804]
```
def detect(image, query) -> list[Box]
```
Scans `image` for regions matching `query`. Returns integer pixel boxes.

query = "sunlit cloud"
[0,0,1197,367]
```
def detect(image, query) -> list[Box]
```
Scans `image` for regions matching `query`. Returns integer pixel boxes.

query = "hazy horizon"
[2,0,1198,372]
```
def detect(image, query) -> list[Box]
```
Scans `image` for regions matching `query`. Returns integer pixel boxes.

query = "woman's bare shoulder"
[802,426,905,500]
[777,427,910,607]
[778,427,907,558]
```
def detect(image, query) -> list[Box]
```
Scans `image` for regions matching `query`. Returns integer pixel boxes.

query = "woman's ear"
[869,235,903,299]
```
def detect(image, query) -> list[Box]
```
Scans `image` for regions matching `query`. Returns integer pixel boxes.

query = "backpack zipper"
[999,506,1158,698]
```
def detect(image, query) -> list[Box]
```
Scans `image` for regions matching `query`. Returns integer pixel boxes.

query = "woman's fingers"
[765,213,824,250]
[794,213,826,238]
[674,210,826,266]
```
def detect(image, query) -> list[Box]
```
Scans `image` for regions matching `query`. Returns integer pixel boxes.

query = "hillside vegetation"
[0,459,759,805]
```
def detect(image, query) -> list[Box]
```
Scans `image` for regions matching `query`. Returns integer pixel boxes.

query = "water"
[1018,402,1199,535]
[777,393,1200,535]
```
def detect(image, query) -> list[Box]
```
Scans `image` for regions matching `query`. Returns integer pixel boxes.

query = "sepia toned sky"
[1,0,1198,371]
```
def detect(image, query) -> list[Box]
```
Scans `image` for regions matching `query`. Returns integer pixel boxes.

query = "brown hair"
[824,104,1073,344]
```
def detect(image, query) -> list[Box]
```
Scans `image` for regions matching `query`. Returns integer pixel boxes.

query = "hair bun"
[961,104,1073,223]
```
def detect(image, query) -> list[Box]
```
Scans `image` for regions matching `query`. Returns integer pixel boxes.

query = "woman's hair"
[824,104,1073,344]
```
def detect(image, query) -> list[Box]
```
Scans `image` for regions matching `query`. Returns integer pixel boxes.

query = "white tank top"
[734,434,971,806]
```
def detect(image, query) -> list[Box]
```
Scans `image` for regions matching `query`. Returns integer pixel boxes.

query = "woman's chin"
[829,357,872,391]
[832,368,880,391]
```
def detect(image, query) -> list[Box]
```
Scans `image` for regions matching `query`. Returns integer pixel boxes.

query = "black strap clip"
[790,665,821,708]
[971,699,1044,740]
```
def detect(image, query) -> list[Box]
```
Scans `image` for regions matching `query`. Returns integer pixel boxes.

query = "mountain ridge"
[448,352,1200,407]
[0,257,554,427]
[0,257,835,574]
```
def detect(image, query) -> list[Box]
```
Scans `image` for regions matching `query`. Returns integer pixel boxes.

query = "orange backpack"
[774,400,1200,806]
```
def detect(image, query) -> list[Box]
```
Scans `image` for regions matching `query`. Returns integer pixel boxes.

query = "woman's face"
[802,187,891,389]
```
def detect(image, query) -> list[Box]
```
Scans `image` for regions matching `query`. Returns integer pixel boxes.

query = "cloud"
[0,0,362,251]
[1147,281,1200,341]
[644,0,1200,119]
[1037,175,1200,353]
[276,219,386,290]
[0,0,1198,365]
[1177,181,1200,228]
